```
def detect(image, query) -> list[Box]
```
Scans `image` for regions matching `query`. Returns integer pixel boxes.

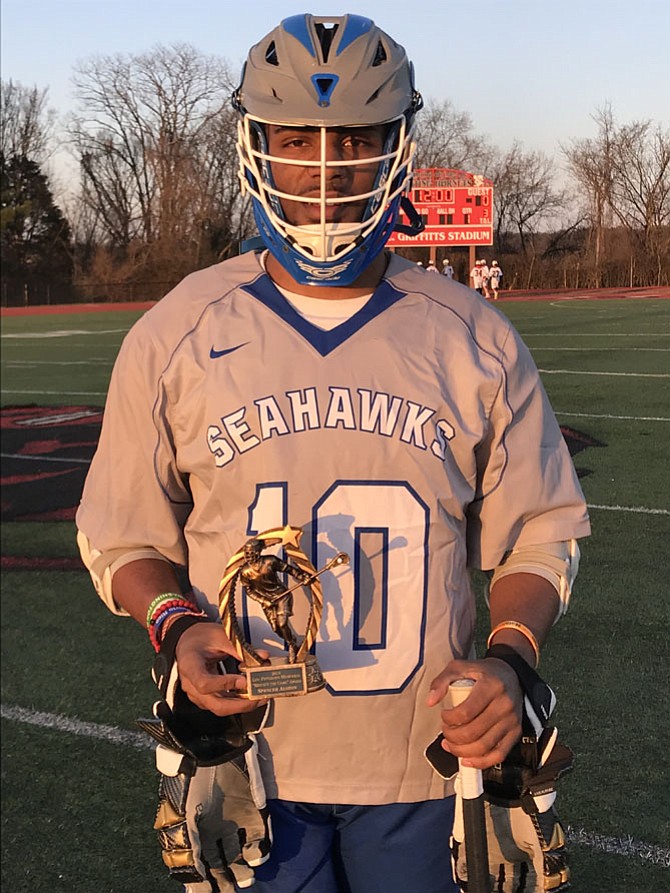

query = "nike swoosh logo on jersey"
[210,342,249,359]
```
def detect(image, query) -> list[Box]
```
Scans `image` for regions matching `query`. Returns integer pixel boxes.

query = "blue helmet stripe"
[281,15,316,56]
[336,16,373,54]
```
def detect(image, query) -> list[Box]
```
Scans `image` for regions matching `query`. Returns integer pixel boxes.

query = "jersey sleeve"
[466,323,590,570]
[75,317,192,568]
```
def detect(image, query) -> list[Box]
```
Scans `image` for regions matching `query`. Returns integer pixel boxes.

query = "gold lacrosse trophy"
[218,525,348,698]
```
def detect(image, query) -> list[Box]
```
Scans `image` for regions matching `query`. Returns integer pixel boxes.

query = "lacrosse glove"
[137,616,272,892]
[426,646,573,893]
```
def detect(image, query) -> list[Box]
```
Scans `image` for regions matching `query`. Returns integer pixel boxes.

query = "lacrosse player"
[490,259,504,299]
[77,12,589,893]
[470,259,484,294]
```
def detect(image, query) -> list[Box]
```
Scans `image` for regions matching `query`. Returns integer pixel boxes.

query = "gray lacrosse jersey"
[77,251,590,805]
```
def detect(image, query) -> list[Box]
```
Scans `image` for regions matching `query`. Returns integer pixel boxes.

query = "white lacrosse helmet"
[233,14,423,286]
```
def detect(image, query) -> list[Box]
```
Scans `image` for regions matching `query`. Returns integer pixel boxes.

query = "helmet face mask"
[234,14,422,286]
[238,114,414,281]
[244,539,263,562]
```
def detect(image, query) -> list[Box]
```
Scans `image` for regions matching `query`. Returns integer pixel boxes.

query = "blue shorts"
[252,797,458,893]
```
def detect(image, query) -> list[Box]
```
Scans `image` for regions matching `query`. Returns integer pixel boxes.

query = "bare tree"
[194,107,255,263]
[414,99,489,172]
[564,106,670,286]
[1,80,55,164]
[608,120,670,284]
[487,142,566,258]
[68,44,250,284]
[563,105,617,285]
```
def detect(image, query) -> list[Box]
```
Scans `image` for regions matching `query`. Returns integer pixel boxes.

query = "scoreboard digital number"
[387,168,493,247]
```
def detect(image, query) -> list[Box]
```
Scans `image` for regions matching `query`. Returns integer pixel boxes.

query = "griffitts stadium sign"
[387,168,493,247]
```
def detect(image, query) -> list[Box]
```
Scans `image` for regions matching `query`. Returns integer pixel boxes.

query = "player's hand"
[427,658,522,769]
[175,622,268,716]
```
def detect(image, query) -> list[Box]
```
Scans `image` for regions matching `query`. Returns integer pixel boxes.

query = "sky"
[2,0,669,189]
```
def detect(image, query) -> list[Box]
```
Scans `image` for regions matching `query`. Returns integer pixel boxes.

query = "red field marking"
[1,301,156,317]
[1,287,668,317]
[1,406,103,523]
[498,286,670,302]
[2,402,604,574]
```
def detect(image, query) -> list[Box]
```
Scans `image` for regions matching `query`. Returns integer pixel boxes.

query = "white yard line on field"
[2,458,669,516]
[1,329,128,339]
[519,333,669,337]
[1,704,153,750]
[539,369,670,378]
[2,360,113,367]
[565,827,670,867]
[1,452,92,464]
[531,347,669,352]
[587,503,669,515]
[556,411,670,422]
[2,703,668,867]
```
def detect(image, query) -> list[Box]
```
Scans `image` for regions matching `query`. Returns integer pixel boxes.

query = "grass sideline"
[2,297,670,892]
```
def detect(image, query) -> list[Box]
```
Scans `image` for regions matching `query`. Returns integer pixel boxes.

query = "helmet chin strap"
[393,196,425,236]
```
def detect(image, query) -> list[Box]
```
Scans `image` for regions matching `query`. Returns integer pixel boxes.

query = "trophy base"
[241,655,325,698]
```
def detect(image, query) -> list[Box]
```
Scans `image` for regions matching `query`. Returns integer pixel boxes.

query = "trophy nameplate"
[218,525,348,698]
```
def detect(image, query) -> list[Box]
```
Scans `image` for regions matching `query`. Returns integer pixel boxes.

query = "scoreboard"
[387,167,493,247]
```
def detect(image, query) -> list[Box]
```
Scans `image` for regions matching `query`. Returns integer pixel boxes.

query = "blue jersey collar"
[242,274,407,357]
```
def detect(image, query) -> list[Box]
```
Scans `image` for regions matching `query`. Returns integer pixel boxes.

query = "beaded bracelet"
[147,597,195,628]
[486,620,540,669]
[151,604,193,641]
[145,593,185,629]
[149,605,206,652]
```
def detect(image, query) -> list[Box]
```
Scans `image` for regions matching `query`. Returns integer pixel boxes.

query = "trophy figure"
[218,525,348,698]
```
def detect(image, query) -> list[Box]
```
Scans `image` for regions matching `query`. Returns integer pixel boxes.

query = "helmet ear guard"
[233,14,423,285]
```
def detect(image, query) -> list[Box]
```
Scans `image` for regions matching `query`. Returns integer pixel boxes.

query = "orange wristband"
[487,621,540,668]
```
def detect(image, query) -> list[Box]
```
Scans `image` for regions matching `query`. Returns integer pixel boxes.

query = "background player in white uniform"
[442,258,454,279]
[480,259,491,299]
[469,259,483,293]
[490,259,503,298]
[77,13,588,893]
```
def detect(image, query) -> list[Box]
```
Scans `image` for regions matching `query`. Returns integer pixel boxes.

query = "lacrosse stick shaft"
[281,552,349,596]
[449,679,491,893]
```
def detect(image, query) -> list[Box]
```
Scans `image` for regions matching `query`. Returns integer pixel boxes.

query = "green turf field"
[1,298,669,891]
